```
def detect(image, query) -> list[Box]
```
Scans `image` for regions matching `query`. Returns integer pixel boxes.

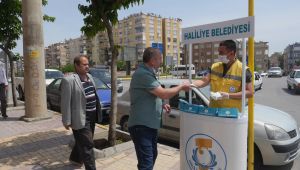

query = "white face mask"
[218,55,230,64]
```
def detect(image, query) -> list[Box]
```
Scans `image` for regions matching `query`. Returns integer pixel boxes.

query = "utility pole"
[22,0,51,121]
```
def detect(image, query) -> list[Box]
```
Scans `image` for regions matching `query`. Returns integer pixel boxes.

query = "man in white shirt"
[0,62,8,118]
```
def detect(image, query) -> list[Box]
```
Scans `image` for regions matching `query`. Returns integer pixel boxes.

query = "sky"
[14,0,300,56]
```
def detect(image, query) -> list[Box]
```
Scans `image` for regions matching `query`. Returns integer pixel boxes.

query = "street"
[255,76,300,170]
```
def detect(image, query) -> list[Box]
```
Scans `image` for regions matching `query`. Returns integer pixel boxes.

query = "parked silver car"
[287,69,300,94]
[268,67,283,77]
[117,79,300,168]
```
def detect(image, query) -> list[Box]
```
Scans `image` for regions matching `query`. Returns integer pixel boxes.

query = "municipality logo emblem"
[229,86,235,92]
[185,134,227,170]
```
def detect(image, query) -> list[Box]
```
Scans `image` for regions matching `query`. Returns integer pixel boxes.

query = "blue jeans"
[129,125,158,170]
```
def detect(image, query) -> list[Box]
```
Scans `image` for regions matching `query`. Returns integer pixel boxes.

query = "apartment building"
[112,13,163,64]
[44,42,69,68]
[190,40,269,72]
[283,42,300,72]
[162,18,182,66]
[269,52,282,68]
[65,35,91,64]
[89,31,110,65]
[45,13,182,69]
[252,41,269,72]
[111,13,182,67]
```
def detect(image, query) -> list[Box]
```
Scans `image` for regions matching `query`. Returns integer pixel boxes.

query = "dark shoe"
[2,114,8,119]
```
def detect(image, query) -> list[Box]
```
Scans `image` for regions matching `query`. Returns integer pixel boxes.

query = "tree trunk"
[2,49,18,107]
[9,59,17,106]
[105,20,117,146]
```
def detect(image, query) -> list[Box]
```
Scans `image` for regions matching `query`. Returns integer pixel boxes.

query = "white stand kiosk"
[180,16,254,170]
[180,113,248,170]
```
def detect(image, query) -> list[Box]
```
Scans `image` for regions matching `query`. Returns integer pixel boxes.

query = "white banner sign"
[182,16,254,44]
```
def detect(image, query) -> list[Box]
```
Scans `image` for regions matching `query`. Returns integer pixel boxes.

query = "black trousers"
[0,84,7,116]
[70,111,96,170]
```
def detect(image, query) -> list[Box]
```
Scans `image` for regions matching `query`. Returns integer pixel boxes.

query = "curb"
[68,127,133,159]
[94,140,134,159]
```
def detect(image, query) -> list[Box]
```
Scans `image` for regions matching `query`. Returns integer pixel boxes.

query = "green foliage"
[60,64,75,73]
[0,0,22,50]
[117,60,126,71]
[78,0,144,38]
[12,52,20,61]
[0,0,55,51]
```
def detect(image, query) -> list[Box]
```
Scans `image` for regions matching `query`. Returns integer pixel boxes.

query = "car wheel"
[287,84,291,90]
[120,116,129,132]
[254,144,263,170]
[259,84,262,90]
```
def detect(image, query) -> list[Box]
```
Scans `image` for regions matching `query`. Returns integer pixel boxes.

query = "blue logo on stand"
[185,134,227,170]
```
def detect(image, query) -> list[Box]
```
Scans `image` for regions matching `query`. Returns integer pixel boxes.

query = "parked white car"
[287,69,300,94]
[254,71,263,91]
[15,69,64,100]
[260,72,268,77]
[117,79,300,168]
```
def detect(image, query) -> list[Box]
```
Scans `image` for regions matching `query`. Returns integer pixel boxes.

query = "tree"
[79,0,144,146]
[0,0,54,106]
[61,64,75,73]
[117,60,126,71]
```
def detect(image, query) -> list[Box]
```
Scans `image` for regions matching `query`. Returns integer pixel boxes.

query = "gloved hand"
[220,92,230,99]
[210,92,222,100]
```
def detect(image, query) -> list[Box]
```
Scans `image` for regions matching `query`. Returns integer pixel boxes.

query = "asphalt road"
[254,76,300,170]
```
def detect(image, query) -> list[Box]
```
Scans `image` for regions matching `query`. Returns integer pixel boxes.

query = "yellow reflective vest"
[209,59,245,112]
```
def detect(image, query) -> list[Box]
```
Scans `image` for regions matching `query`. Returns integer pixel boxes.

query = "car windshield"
[295,71,300,78]
[45,71,64,79]
[93,77,110,89]
[90,69,110,78]
[198,86,211,99]
[89,69,111,82]
[269,67,281,71]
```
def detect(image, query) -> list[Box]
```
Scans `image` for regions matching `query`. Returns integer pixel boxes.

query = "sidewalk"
[0,106,180,170]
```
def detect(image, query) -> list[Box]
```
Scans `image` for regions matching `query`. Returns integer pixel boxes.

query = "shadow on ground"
[0,129,74,169]
[282,88,300,95]
[257,161,294,170]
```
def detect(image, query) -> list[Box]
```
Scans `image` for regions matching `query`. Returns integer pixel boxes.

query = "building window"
[256,51,262,55]
[149,36,155,41]
[206,44,212,48]
[194,45,199,49]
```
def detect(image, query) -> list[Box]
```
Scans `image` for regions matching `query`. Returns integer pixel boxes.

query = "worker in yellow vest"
[193,40,254,112]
